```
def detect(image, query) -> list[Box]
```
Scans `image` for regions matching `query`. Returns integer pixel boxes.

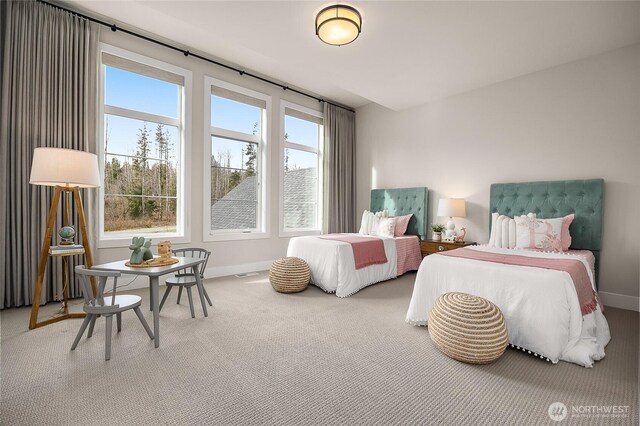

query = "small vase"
[432,232,442,242]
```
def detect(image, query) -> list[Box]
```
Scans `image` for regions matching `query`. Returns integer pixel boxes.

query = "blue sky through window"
[212,96,262,135]
[285,115,319,148]
[105,66,322,170]
[106,67,178,117]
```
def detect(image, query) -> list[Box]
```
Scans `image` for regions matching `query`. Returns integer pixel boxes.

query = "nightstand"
[420,239,477,257]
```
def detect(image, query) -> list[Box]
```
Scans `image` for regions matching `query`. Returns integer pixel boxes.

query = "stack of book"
[49,245,85,256]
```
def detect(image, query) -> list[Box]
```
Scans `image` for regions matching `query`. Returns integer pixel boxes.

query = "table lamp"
[437,198,466,240]
[28,147,100,329]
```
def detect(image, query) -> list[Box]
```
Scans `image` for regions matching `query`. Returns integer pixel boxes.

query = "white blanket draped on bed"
[287,234,399,297]
[406,245,610,367]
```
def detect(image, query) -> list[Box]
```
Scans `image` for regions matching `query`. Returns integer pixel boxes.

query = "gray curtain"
[323,103,356,234]
[0,0,99,309]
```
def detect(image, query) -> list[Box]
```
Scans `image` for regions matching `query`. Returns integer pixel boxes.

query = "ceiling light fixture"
[315,4,362,46]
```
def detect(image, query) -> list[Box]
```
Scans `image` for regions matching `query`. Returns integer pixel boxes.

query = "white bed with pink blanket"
[406,245,610,367]
[287,234,421,297]
[287,187,428,297]
[407,179,610,367]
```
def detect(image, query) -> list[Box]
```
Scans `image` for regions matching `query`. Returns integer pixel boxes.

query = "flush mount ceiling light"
[315,4,362,46]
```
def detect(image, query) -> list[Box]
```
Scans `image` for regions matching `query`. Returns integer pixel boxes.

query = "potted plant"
[431,224,445,241]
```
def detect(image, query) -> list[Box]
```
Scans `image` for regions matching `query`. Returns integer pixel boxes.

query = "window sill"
[203,231,271,242]
[279,229,322,238]
[98,234,190,249]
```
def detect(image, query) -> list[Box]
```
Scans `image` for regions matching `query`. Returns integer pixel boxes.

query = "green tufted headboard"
[370,187,428,239]
[490,179,604,284]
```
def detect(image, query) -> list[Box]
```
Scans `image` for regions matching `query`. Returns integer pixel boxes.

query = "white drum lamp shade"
[437,198,466,238]
[29,148,101,188]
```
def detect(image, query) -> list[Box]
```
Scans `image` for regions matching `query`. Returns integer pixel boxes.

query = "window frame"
[279,100,324,237]
[203,76,271,242]
[97,43,192,249]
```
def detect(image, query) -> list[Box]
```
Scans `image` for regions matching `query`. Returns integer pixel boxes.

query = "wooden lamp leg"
[29,186,94,329]
[29,186,63,329]
[73,187,96,295]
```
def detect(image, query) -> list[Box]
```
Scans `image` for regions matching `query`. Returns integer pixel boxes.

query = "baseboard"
[599,291,639,312]
[116,260,274,291]
[204,260,273,279]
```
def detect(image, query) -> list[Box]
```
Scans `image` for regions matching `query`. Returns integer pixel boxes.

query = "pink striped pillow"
[393,214,413,237]
[562,214,575,251]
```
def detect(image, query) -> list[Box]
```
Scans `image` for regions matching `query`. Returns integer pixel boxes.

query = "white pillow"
[359,211,373,235]
[500,217,510,248]
[488,212,499,246]
[493,215,509,248]
[376,217,397,237]
[489,212,535,248]
[359,210,388,235]
[508,218,516,249]
[369,210,389,236]
[515,215,563,252]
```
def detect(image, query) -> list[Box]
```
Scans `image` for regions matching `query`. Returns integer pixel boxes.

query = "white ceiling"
[67,1,640,111]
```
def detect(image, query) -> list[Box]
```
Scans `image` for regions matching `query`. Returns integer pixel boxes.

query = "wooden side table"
[420,239,477,257]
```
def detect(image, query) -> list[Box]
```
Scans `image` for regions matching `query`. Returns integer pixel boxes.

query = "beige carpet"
[1,272,638,425]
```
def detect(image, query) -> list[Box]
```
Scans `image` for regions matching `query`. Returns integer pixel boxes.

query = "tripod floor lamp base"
[28,148,100,330]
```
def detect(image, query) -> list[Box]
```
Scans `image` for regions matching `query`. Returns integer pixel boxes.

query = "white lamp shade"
[437,198,466,218]
[29,148,101,188]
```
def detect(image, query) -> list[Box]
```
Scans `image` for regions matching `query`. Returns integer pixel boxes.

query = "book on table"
[49,245,85,255]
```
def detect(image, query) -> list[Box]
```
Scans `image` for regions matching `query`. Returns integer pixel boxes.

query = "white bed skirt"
[406,246,610,367]
[287,235,398,297]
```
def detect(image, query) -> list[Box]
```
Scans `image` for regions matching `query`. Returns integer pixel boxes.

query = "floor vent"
[235,272,260,278]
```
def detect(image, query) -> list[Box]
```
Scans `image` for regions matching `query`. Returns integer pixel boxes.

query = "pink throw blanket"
[318,234,388,269]
[439,248,599,316]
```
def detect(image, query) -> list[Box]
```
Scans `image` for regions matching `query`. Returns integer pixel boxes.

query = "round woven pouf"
[269,257,310,293]
[428,292,508,364]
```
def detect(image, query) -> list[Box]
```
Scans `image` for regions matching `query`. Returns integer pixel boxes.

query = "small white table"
[91,257,207,348]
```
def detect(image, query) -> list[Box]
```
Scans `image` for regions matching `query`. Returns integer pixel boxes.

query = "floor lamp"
[28,148,101,329]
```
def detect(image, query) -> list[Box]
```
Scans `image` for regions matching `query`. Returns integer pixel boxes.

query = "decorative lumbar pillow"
[393,214,413,237]
[515,215,563,252]
[377,217,397,237]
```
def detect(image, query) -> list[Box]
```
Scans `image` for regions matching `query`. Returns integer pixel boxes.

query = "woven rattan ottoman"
[269,257,310,293]
[428,292,508,364]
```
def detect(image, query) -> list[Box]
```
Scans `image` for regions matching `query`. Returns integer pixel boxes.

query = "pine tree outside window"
[99,45,191,246]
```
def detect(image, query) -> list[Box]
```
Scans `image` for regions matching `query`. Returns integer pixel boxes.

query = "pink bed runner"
[439,248,599,315]
[318,234,388,269]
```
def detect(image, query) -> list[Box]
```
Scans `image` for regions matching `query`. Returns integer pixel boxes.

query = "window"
[99,45,190,246]
[204,78,270,240]
[280,102,323,235]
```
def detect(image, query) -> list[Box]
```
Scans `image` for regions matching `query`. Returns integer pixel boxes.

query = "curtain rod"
[39,0,356,113]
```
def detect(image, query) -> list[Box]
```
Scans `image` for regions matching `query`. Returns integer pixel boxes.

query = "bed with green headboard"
[490,178,604,285]
[287,186,427,297]
[407,179,609,366]
[370,187,428,240]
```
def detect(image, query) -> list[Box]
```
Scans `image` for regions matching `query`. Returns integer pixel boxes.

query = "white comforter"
[287,234,397,297]
[406,246,610,367]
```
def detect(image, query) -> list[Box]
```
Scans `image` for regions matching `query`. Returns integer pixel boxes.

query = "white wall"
[94,30,323,280]
[356,43,640,303]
